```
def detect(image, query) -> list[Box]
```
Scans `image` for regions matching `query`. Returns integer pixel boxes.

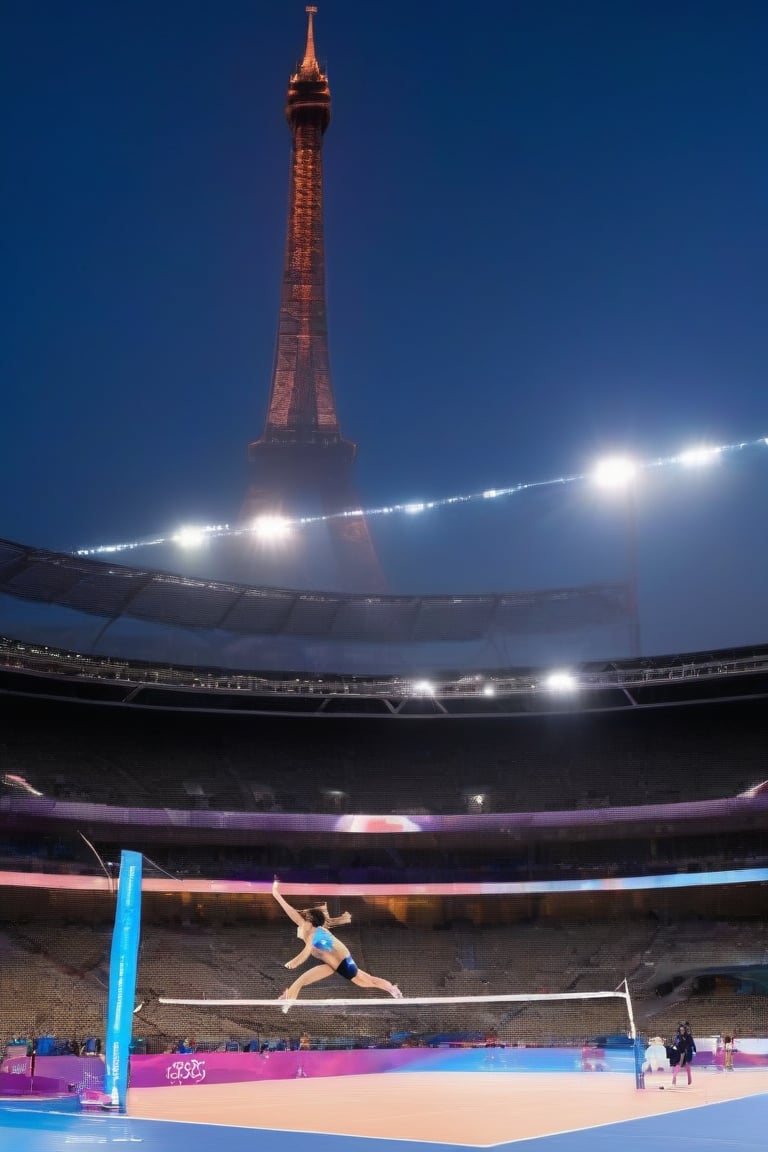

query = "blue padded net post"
[104,850,142,1112]
[634,1036,646,1089]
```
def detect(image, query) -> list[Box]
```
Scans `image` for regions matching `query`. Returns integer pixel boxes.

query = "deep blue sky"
[2,1,768,653]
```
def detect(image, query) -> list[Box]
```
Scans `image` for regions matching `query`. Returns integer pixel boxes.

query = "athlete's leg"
[351,968,402,998]
[280,963,334,1002]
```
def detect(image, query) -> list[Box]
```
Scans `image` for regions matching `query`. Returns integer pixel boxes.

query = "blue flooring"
[501,1094,768,1151]
[1,1092,766,1151]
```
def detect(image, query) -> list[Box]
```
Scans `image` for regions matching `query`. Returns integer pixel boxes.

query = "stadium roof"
[0,537,628,645]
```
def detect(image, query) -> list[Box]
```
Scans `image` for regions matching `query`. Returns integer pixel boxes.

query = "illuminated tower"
[246,7,385,592]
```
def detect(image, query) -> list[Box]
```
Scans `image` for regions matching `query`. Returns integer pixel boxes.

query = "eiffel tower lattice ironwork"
[246,7,385,592]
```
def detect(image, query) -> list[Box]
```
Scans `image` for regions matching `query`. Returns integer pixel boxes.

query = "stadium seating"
[2,911,767,1051]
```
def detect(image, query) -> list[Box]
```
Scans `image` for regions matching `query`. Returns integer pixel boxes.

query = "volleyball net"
[152,987,636,1053]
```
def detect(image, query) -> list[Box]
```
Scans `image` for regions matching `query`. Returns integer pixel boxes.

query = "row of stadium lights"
[62,440,762,708]
[411,672,576,696]
[73,436,766,557]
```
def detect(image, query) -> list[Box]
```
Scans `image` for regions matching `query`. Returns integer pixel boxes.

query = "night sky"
[2,1,768,656]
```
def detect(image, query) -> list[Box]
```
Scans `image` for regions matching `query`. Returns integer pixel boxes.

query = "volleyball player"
[272,879,402,1006]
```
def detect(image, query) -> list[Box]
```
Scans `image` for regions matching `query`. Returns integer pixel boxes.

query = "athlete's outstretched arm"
[272,878,305,928]
[285,943,313,970]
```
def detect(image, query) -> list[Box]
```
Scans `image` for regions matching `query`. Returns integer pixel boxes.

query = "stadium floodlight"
[322,789,347,810]
[676,444,722,467]
[173,526,207,548]
[544,671,578,692]
[590,455,638,489]
[252,515,292,541]
[413,679,435,695]
[482,683,496,696]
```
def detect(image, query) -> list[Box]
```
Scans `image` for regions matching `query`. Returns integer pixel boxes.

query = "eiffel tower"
[245,7,385,593]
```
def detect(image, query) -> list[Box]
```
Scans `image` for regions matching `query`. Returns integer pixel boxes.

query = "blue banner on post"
[104,850,142,1112]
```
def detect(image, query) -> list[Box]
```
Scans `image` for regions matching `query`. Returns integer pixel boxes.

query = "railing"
[2,634,768,702]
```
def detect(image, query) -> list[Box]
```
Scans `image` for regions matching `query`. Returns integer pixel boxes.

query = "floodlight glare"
[677,445,722,467]
[591,456,638,488]
[544,671,578,692]
[252,515,292,541]
[173,526,207,548]
[413,680,435,695]
[482,683,496,696]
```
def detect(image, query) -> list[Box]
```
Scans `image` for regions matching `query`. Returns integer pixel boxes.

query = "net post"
[619,978,644,1090]
[634,1036,646,1089]
[104,850,143,1112]
[618,978,636,1040]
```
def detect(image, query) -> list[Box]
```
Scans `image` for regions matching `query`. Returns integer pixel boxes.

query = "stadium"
[1,533,768,1140]
[3,5,768,1151]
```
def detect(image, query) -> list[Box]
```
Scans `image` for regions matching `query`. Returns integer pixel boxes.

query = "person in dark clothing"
[670,1022,696,1085]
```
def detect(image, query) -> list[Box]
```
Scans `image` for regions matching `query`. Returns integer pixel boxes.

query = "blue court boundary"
[1,1093,766,1151]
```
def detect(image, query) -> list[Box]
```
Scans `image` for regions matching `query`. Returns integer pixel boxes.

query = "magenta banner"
[127,1046,642,1088]
[129,1048,424,1088]
[128,1045,768,1089]
[0,1055,105,1095]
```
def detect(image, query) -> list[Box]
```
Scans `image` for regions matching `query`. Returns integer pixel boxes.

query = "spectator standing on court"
[723,1034,735,1071]
[643,1036,668,1075]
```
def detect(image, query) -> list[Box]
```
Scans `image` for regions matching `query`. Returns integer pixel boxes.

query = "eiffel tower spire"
[299,4,321,78]
[246,8,385,593]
